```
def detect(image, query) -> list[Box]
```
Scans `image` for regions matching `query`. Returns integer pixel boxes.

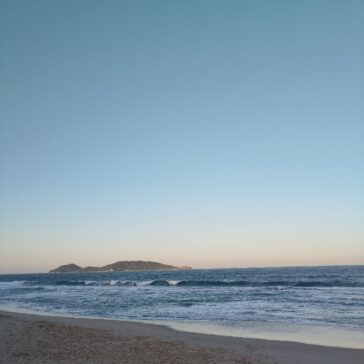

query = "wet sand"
[0,310,363,364]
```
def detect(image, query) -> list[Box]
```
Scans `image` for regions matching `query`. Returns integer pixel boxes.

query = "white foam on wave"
[85,281,95,285]
[167,280,181,286]
[137,280,154,286]
[85,280,137,286]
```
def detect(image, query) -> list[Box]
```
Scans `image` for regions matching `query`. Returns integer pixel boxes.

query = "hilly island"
[50,261,192,273]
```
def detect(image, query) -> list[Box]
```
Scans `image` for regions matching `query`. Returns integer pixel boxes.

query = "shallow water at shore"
[156,319,364,349]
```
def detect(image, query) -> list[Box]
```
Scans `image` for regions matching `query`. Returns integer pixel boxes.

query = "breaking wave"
[21,279,364,288]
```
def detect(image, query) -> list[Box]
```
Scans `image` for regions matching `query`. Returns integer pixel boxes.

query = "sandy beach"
[1,310,363,364]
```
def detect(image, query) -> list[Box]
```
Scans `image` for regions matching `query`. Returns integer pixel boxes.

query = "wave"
[0,281,26,286]
[24,280,137,287]
[17,279,364,288]
[24,280,86,286]
[173,280,363,287]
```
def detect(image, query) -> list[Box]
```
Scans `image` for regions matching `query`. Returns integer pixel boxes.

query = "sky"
[0,0,363,273]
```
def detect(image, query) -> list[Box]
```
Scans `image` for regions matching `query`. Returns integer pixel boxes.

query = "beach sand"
[0,310,363,364]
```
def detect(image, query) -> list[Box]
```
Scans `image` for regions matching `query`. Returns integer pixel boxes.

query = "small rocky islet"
[49,261,192,273]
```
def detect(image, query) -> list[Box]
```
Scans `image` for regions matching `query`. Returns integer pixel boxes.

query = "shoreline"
[1,309,363,364]
[1,304,363,350]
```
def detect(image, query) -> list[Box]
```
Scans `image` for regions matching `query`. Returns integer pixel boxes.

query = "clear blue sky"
[0,0,363,273]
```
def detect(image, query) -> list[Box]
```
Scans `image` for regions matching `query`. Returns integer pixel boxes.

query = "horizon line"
[1,263,363,275]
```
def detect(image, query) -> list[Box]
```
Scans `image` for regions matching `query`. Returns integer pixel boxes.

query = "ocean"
[1,265,363,348]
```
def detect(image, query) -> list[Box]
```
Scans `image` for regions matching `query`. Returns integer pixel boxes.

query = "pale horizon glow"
[0,0,363,274]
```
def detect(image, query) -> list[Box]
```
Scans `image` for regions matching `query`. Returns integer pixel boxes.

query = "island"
[49,261,192,273]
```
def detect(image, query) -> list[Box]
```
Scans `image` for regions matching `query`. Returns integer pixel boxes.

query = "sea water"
[1,265,363,348]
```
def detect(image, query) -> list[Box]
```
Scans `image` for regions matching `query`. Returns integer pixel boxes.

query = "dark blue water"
[1,266,363,329]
